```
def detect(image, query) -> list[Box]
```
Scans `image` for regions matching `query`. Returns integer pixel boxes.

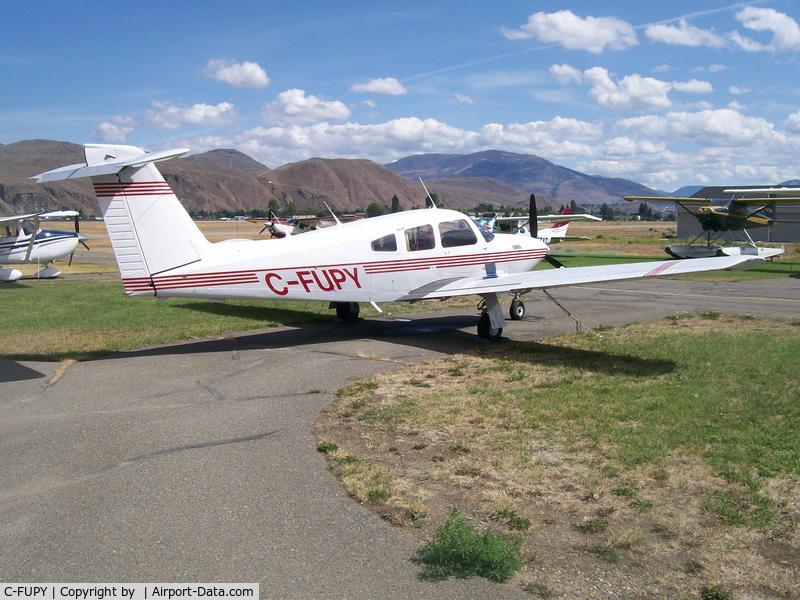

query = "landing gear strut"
[477,293,504,341]
[477,312,503,341]
[334,301,360,322]
[509,295,526,320]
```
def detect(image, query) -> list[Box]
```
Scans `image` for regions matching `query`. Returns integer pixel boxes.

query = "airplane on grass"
[1,210,88,282]
[625,188,800,259]
[491,207,601,243]
[249,210,363,238]
[35,144,763,340]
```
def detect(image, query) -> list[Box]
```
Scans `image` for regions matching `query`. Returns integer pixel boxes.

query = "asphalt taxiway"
[1,277,798,598]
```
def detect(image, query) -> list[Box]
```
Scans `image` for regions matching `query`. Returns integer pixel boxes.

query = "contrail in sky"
[401,0,771,83]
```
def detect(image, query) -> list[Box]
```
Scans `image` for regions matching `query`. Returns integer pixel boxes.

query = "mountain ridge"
[386,149,665,205]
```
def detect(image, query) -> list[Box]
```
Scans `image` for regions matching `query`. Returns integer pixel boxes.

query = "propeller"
[531,194,565,268]
[529,194,538,239]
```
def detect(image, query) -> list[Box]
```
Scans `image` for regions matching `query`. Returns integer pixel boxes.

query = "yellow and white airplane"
[626,188,800,259]
[0,210,87,281]
[35,144,762,340]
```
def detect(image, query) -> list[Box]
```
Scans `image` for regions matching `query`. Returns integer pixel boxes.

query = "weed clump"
[700,583,733,600]
[316,441,338,454]
[415,508,522,582]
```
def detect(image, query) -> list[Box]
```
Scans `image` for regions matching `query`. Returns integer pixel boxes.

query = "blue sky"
[2,0,799,189]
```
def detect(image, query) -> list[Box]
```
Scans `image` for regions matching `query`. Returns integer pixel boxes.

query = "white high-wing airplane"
[494,209,601,242]
[0,210,87,282]
[34,144,762,340]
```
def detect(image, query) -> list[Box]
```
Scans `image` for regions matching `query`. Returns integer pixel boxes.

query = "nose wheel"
[509,299,526,321]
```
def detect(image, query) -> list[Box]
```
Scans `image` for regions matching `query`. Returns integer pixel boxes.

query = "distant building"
[677,185,800,242]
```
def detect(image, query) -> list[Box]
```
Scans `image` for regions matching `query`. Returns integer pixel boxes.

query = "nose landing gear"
[509,295,526,321]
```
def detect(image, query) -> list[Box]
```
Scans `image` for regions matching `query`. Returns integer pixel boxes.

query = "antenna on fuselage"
[418,177,437,208]
[322,200,342,225]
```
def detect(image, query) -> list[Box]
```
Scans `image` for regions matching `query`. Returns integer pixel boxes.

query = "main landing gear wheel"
[509,299,526,321]
[477,312,503,341]
[335,302,360,322]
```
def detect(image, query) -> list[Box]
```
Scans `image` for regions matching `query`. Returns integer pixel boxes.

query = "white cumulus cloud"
[147,100,238,130]
[552,66,711,111]
[645,18,725,47]
[671,79,714,94]
[617,108,785,146]
[549,64,584,85]
[735,7,800,52]
[729,85,750,95]
[264,89,350,124]
[785,111,800,134]
[203,59,269,88]
[350,77,407,96]
[501,10,637,54]
[93,121,133,142]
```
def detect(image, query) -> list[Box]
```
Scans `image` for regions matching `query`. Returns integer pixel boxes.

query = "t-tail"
[34,144,210,294]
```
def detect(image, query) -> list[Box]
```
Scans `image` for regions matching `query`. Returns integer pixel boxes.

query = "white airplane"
[0,210,87,282]
[34,144,762,340]
[494,208,601,242]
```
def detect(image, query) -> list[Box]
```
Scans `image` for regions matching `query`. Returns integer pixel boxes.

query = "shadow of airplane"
[78,312,675,377]
[0,358,46,383]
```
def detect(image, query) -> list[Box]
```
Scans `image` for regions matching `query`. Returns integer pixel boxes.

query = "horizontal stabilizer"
[33,147,189,183]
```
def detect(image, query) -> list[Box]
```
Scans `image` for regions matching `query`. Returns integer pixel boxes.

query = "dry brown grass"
[315,317,800,598]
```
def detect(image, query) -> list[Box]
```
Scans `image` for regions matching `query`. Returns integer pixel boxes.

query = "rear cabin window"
[405,224,435,251]
[438,219,478,248]
[371,234,397,252]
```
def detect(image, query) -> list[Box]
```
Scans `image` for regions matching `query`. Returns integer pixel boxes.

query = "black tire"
[477,312,503,341]
[509,299,525,321]
[335,302,360,322]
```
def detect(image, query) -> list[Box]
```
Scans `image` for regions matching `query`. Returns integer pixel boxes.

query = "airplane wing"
[400,255,761,300]
[624,196,711,204]
[724,187,800,195]
[731,197,800,204]
[0,213,39,225]
[536,214,601,222]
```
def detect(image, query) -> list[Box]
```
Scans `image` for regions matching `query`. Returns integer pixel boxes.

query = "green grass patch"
[491,508,532,531]
[577,516,609,534]
[502,317,800,489]
[415,508,522,582]
[0,279,328,359]
[611,486,637,497]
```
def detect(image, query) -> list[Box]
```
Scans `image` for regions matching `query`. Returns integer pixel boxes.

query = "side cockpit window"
[371,233,397,252]
[405,224,435,251]
[438,219,478,248]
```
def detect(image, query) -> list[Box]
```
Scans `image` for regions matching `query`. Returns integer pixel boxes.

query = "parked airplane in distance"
[35,144,762,340]
[492,206,600,243]
[1,210,87,282]
[625,188,800,259]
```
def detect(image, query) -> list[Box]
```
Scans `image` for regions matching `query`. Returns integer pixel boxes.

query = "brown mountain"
[428,177,557,211]
[0,140,573,218]
[387,150,665,205]
[183,148,269,172]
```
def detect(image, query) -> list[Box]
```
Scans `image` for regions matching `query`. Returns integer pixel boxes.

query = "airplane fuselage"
[0,228,80,264]
[122,209,548,302]
[695,206,773,232]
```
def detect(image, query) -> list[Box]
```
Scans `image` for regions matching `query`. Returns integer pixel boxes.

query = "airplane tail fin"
[34,144,210,293]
